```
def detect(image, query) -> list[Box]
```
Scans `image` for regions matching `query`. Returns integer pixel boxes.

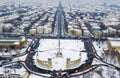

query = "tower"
[56,39,62,57]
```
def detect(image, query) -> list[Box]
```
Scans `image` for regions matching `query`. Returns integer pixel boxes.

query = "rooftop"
[108,38,120,41]
[110,41,120,47]
[0,36,26,41]
[0,37,26,45]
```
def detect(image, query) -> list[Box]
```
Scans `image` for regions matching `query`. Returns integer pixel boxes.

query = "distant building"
[107,27,116,36]
[83,29,89,37]
[102,18,120,27]
[93,30,102,38]
[3,23,12,33]
[0,36,27,50]
[12,28,24,34]
[0,74,22,78]
[48,17,54,22]
[107,38,120,52]
[117,30,120,36]
[43,27,52,34]
[102,30,109,37]
[102,27,116,37]
[29,28,37,35]
[90,22,101,30]
[37,26,44,34]
[107,38,120,63]
[37,26,52,34]
[68,28,82,37]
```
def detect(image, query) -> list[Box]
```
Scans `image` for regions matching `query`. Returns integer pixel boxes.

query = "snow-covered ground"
[70,66,120,78]
[92,40,120,78]
[95,66,120,78]
[0,66,26,77]
[92,41,105,57]
[92,41,120,67]
[29,74,43,78]
[13,54,28,61]
[38,39,85,51]
[34,39,87,71]
[105,54,120,67]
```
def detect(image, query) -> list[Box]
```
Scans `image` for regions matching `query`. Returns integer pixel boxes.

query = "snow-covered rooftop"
[108,38,120,47]
[110,41,120,47]
[108,38,120,41]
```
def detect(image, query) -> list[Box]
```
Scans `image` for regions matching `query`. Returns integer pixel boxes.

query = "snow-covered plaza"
[34,39,88,71]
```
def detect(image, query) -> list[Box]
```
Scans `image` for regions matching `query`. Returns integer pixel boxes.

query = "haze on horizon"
[0,0,120,6]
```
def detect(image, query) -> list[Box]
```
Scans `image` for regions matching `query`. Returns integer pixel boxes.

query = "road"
[68,39,120,77]
[23,2,98,77]
[2,1,120,78]
[54,1,67,38]
[57,2,62,37]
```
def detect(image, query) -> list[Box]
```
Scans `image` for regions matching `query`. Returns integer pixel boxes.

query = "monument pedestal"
[56,51,62,57]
